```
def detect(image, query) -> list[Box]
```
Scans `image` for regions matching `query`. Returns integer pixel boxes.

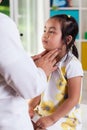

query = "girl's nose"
[43,33,49,38]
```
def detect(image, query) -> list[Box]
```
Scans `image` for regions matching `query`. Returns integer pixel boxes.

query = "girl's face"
[42,18,64,51]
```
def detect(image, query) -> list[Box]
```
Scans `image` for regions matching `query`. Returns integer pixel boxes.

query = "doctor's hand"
[32,50,47,61]
[33,49,61,77]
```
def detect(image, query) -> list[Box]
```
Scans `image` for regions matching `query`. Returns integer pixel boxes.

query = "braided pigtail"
[72,44,79,58]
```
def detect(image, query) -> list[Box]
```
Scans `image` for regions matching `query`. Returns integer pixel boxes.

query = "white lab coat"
[0,13,47,130]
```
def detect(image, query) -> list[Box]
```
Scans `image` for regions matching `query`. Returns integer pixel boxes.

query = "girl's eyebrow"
[44,26,56,30]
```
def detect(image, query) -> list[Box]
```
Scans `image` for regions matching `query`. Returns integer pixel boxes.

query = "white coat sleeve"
[0,13,47,99]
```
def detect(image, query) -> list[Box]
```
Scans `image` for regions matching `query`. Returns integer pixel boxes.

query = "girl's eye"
[49,31,55,34]
[43,30,55,33]
[44,30,46,33]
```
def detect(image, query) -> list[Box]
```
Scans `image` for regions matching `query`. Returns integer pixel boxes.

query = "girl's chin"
[43,46,56,51]
[45,48,55,51]
[43,47,53,51]
[45,49,52,52]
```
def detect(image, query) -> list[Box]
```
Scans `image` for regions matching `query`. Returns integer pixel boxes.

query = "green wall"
[0,0,10,15]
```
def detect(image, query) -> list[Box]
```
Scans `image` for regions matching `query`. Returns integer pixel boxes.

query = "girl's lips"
[42,40,48,44]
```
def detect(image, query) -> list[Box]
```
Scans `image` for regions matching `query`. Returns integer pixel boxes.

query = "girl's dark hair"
[51,14,79,58]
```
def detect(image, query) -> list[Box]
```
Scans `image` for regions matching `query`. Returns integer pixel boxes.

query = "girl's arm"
[36,76,82,129]
[51,76,81,122]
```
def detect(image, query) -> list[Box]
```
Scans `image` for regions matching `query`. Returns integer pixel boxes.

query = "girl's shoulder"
[65,52,83,79]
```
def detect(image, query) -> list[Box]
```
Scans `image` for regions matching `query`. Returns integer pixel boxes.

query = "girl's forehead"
[44,18,60,28]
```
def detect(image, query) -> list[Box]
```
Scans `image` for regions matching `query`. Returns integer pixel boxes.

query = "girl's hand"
[36,128,46,130]
[29,107,35,119]
[36,115,55,129]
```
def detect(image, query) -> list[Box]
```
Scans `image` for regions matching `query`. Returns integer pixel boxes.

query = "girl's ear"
[66,35,72,45]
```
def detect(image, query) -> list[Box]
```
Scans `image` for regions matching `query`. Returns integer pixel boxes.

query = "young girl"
[29,14,83,130]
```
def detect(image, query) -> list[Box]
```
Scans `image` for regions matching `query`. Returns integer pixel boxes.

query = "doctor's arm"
[0,43,59,99]
[0,14,59,99]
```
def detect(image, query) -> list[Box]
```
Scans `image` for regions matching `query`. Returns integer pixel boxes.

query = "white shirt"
[37,52,83,113]
[0,13,47,130]
[36,52,83,129]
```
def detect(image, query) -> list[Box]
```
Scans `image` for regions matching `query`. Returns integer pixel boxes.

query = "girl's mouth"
[42,40,48,44]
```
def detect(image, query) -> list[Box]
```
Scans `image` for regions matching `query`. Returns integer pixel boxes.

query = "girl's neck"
[56,50,67,63]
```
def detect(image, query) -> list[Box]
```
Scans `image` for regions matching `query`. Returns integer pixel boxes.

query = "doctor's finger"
[43,49,58,59]
[32,50,47,61]
[39,50,48,56]
[48,50,61,62]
